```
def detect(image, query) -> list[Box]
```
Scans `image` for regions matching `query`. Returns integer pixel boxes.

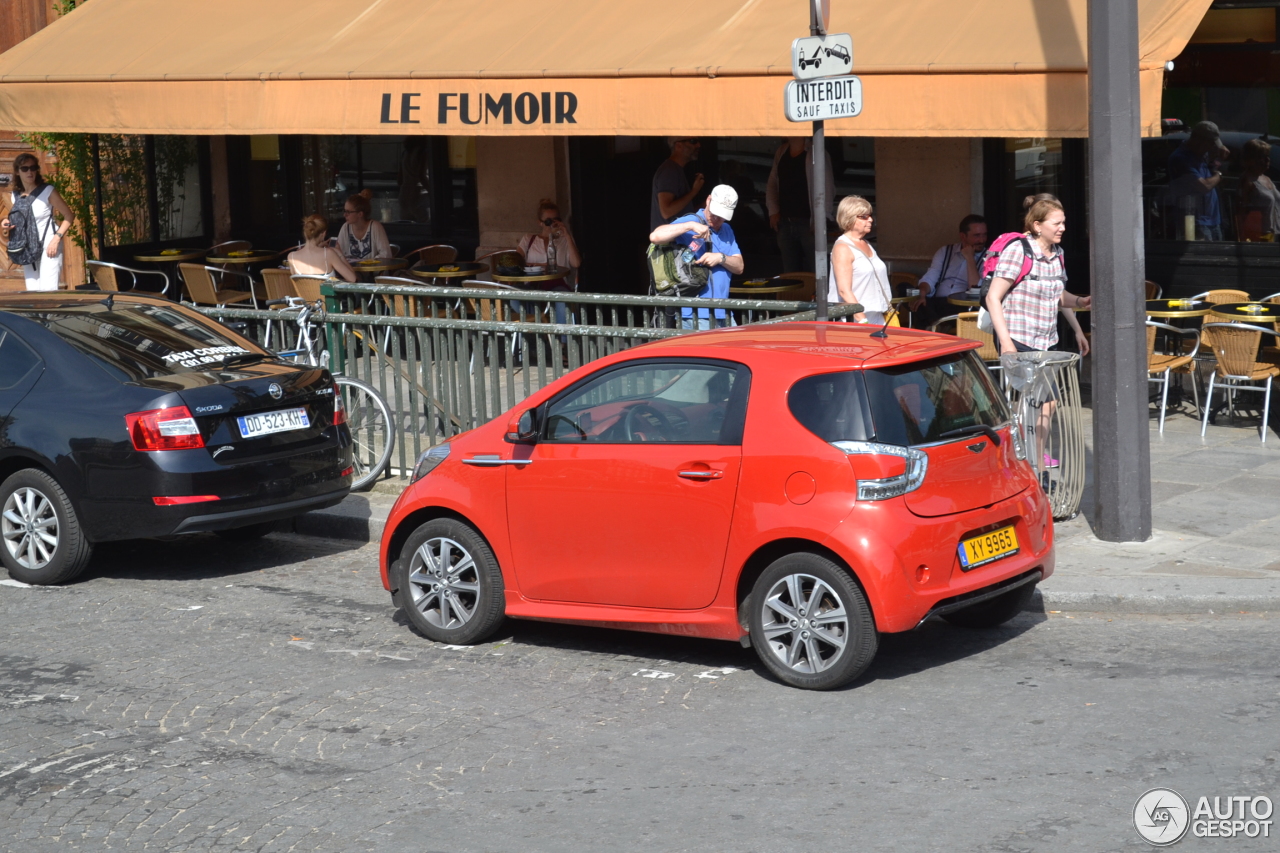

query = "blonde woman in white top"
[828,195,891,324]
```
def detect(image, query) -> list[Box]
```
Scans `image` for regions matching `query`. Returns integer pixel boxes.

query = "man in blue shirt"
[648,185,744,329]
[1167,121,1229,242]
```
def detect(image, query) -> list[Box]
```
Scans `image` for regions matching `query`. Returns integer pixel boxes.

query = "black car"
[0,292,352,585]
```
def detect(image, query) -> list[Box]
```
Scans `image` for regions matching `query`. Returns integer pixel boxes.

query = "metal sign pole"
[811,1,829,321]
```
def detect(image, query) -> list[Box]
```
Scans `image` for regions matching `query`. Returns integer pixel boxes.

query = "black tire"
[214,520,279,541]
[336,375,394,492]
[0,469,93,586]
[747,552,877,690]
[393,518,505,645]
[941,582,1036,629]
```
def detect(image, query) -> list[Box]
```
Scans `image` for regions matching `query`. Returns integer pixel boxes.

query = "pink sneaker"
[1043,453,1060,469]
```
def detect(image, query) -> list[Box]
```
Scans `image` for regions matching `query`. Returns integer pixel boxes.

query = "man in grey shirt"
[650,137,706,230]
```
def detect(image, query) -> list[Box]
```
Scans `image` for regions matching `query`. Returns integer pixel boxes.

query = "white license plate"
[237,407,309,439]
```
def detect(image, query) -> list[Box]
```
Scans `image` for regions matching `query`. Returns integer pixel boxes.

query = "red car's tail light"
[831,440,929,501]
[152,495,220,506]
[125,406,205,451]
[333,384,347,425]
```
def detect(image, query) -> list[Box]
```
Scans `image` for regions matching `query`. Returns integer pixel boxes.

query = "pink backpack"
[976,233,1036,332]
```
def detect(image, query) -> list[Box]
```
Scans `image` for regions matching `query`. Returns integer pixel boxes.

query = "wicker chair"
[1200,322,1280,443]
[210,240,252,255]
[1147,321,1200,433]
[1144,280,1163,300]
[954,312,1000,367]
[178,264,257,308]
[290,275,335,303]
[260,268,297,303]
[402,244,459,265]
[85,260,169,296]
[476,248,525,277]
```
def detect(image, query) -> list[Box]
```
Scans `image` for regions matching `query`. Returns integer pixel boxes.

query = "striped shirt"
[993,239,1066,350]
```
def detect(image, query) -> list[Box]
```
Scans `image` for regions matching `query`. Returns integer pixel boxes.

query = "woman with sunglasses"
[828,195,888,324]
[516,199,581,290]
[334,189,393,262]
[1,153,75,291]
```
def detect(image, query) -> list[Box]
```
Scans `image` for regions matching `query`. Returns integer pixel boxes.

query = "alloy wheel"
[2,487,60,570]
[759,572,850,674]
[406,536,480,630]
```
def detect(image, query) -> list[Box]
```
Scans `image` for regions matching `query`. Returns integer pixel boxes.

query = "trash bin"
[1000,350,1086,520]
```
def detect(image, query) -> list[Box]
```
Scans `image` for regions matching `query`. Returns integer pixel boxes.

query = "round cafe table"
[133,248,207,297]
[947,294,981,308]
[410,262,487,284]
[133,248,206,264]
[349,257,409,282]
[1209,301,1280,323]
[491,267,572,286]
[1146,298,1211,319]
[205,249,280,266]
[729,277,800,299]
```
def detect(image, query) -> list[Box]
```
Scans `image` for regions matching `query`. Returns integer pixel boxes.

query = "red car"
[379,323,1054,690]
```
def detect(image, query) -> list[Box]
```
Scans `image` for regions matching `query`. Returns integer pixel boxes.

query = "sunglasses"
[343,209,359,214]
[18,166,38,173]
[541,217,561,226]
[855,213,874,221]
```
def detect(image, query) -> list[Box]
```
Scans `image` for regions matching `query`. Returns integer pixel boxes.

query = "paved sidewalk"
[296,402,1280,614]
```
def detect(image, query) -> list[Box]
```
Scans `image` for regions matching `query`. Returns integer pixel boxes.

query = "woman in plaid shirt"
[985,197,1091,356]
[985,197,1091,467]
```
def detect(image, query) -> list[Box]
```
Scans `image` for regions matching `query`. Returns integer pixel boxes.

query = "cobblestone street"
[2,533,1278,851]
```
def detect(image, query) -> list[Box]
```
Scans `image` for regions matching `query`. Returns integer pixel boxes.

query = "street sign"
[791,33,853,81]
[784,76,862,122]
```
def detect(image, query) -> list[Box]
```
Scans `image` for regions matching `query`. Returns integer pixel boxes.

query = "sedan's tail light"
[831,440,929,501]
[333,384,347,426]
[153,495,220,506]
[125,406,205,451]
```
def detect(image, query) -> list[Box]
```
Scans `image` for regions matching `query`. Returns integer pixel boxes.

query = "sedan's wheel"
[748,553,877,690]
[941,581,1036,629]
[0,469,93,586]
[394,518,505,645]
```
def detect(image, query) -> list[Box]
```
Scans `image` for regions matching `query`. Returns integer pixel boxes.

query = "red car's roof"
[638,322,980,368]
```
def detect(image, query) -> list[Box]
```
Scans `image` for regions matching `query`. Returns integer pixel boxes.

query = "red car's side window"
[542,360,749,445]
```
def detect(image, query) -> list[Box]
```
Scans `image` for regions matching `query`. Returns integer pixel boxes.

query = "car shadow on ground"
[851,609,1049,689]
[391,603,1050,689]
[76,532,367,583]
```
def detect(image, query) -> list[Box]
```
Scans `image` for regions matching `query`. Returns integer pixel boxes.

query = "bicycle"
[269,296,395,492]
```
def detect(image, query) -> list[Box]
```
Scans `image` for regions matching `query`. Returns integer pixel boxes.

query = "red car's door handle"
[678,469,723,480]
[462,455,533,467]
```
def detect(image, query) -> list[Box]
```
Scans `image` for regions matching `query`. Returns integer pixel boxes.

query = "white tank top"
[828,234,890,311]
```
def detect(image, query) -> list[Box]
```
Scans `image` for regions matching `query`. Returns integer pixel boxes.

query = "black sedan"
[0,292,352,585]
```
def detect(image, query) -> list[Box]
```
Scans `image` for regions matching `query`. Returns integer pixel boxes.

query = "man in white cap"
[649,185,744,328]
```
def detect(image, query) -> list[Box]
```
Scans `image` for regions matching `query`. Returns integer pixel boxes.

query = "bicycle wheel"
[336,375,395,491]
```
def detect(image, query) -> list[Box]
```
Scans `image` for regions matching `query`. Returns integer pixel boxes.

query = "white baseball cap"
[707,184,738,220]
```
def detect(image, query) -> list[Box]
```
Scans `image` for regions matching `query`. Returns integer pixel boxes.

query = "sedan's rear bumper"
[172,487,349,533]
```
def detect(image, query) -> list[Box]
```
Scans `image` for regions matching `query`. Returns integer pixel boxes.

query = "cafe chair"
[1191,289,1250,304]
[1264,291,1280,304]
[1147,321,1200,434]
[290,275,329,305]
[260,268,299,348]
[179,263,259,309]
[85,260,170,296]
[1200,322,1279,443]
[476,248,525,278]
[1144,280,1163,300]
[388,243,401,257]
[931,312,1001,372]
[402,244,458,266]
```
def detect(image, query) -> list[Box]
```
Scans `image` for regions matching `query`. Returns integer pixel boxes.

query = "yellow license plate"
[958,525,1019,571]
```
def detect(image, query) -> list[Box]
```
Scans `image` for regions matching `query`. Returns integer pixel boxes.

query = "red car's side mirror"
[505,409,539,443]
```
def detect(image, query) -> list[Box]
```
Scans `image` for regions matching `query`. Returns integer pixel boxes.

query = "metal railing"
[201,286,859,480]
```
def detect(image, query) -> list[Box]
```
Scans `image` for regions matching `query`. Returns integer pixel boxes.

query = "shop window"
[1144,88,1280,243]
[297,135,477,245]
[156,136,204,241]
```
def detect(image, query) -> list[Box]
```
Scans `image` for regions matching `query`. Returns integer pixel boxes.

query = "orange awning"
[0,0,1211,137]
